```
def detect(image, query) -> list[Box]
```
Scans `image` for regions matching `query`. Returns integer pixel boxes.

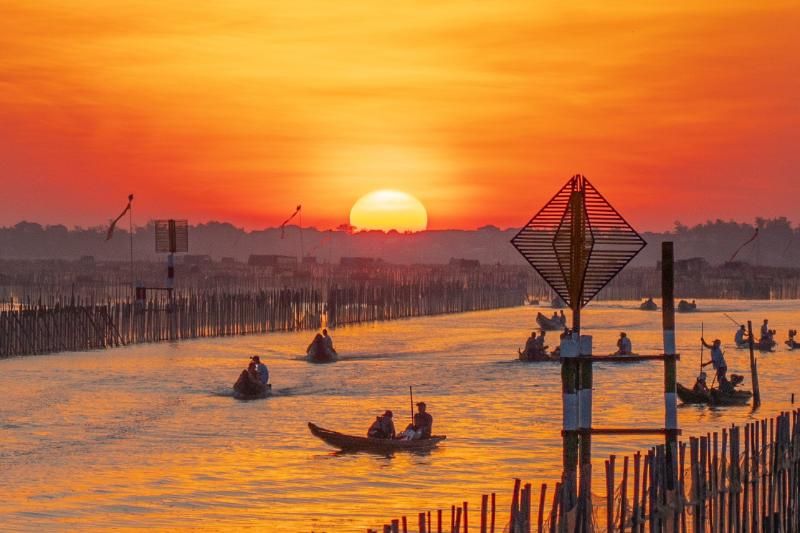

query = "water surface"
[1,300,799,531]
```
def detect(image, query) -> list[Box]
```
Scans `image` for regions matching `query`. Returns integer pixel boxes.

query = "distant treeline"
[2,217,800,267]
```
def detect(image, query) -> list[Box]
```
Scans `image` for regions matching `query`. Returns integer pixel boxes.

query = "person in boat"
[307,332,324,354]
[532,330,548,356]
[787,329,798,349]
[551,327,571,358]
[734,325,748,347]
[692,371,709,395]
[700,337,727,383]
[760,319,773,344]
[551,311,560,323]
[234,360,264,396]
[559,310,567,326]
[251,355,269,386]
[521,331,538,358]
[412,402,433,439]
[400,402,434,440]
[321,328,337,355]
[367,410,396,439]
[615,332,632,356]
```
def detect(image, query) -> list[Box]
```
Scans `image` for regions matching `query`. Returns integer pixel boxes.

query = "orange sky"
[1,1,798,231]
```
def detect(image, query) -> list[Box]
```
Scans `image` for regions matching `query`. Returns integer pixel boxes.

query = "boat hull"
[307,344,338,363]
[536,312,563,331]
[677,383,751,406]
[233,383,271,400]
[308,423,446,453]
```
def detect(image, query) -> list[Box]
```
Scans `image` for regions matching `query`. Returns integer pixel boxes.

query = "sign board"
[155,219,189,253]
[511,175,645,309]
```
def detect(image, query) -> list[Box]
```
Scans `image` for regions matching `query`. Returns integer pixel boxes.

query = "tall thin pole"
[128,193,134,290]
[662,242,679,497]
[299,206,305,261]
[747,320,761,409]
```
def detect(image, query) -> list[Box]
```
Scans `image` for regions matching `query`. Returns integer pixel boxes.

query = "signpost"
[155,219,189,293]
[512,175,647,528]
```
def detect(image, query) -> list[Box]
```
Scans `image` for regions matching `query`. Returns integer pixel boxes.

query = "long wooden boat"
[308,423,446,453]
[307,343,338,363]
[536,312,564,331]
[677,383,751,406]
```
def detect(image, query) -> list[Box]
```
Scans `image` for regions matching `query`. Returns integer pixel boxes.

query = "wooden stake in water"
[747,321,761,408]
[409,386,415,426]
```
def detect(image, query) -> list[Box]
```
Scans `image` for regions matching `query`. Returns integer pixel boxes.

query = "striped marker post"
[661,242,679,493]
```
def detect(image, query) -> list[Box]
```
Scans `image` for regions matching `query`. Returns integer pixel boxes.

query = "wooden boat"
[639,299,658,311]
[754,339,776,352]
[676,383,751,406]
[786,340,800,350]
[677,300,697,312]
[518,347,558,362]
[308,423,446,453]
[536,312,564,331]
[233,381,271,400]
[307,343,338,363]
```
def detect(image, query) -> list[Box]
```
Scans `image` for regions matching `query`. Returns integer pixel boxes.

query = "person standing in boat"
[615,332,632,355]
[367,410,395,439]
[251,356,269,386]
[734,325,748,347]
[700,337,728,383]
[559,310,567,326]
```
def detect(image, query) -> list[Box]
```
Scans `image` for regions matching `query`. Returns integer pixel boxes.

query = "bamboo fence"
[370,408,800,532]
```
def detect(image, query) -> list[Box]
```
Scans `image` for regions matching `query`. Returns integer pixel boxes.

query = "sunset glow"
[350,190,428,233]
[1,2,798,231]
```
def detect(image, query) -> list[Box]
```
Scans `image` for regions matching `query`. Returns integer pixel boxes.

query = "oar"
[723,313,741,327]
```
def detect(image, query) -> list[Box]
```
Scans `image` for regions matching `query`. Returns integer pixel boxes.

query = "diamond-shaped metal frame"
[511,175,646,309]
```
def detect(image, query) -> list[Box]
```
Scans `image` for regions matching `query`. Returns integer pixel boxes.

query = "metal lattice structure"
[511,175,646,309]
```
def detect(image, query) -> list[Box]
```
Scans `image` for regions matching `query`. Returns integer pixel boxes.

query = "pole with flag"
[106,194,135,286]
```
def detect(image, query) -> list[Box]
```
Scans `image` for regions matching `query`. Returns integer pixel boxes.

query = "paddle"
[723,313,741,328]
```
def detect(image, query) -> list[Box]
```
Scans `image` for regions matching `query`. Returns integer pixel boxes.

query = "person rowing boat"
[399,402,433,440]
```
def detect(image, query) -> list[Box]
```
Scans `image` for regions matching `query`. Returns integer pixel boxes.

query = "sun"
[349,190,428,232]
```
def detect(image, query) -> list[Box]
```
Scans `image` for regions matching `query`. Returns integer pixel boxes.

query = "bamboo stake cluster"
[0,277,526,358]
[370,408,800,532]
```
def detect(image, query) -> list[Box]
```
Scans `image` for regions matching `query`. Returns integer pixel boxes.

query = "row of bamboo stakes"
[0,279,526,358]
[370,408,800,532]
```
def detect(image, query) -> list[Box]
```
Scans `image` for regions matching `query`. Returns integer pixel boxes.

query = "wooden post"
[661,241,679,527]
[747,320,761,408]
[567,185,591,530]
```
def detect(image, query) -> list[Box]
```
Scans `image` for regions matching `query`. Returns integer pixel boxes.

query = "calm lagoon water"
[1,300,799,531]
